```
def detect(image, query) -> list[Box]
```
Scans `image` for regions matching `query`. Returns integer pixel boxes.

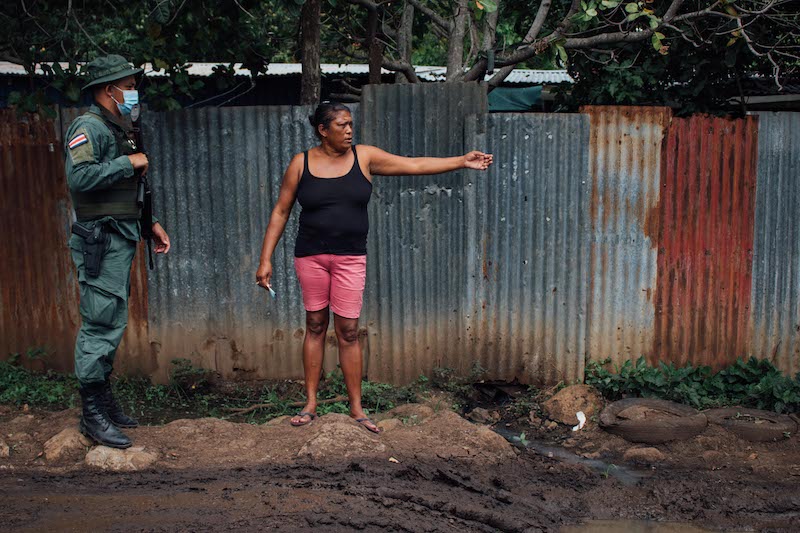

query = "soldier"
[65,55,170,448]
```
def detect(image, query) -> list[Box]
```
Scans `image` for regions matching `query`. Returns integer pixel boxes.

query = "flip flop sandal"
[355,417,381,434]
[290,411,317,426]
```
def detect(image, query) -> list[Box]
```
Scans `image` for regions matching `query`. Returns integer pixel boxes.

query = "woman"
[256,102,492,433]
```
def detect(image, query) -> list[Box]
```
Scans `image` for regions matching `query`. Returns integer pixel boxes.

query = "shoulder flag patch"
[69,133,88,150]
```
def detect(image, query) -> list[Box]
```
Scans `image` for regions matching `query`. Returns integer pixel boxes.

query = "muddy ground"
[1,400,799,532]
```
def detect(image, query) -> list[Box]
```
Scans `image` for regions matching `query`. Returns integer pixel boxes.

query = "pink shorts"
[294,254,367,319]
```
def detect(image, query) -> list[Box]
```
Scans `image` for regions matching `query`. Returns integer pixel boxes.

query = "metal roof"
[0,61,573,85]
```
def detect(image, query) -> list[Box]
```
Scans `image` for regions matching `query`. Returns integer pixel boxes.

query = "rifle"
[130,104,155,270]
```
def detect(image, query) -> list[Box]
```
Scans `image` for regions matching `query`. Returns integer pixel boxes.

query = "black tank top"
[294,145,373,257]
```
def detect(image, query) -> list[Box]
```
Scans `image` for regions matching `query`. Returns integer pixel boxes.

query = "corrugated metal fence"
[467,113,591,384]
[751,113,800,375]
[0,110,79,372]
[2,88,799,384]
[360,83,487,383]
[583,107,669,368]
[146,105,361,382]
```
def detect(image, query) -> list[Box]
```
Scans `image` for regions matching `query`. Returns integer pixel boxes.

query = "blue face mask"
[112,86,139,116]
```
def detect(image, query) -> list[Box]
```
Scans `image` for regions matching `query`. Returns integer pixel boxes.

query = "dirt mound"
[0,404,516,471]
[386,409,517,463]
[543,385,603,425]
[298,413,387,460]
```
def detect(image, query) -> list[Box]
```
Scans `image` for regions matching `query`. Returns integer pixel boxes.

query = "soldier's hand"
[128,153,149,172]
[152,222,170,254]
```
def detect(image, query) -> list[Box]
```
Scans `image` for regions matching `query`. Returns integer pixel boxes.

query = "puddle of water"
[561,520,715,533]
[492,427,650,486]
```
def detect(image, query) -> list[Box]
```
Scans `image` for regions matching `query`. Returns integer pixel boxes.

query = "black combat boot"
[101,380,139,428]
[79,384,132,449]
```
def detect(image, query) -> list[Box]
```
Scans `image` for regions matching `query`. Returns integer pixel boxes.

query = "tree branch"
[462,3,501,82]
[383,58,420,82]
[224,396,348,417]
[348,0,378,11]
[408,0,452,31]
[71,11,109,54]
[447,0,469,81]
[487,0,690,84]
[0,52,25,65]
[484,0,554,86]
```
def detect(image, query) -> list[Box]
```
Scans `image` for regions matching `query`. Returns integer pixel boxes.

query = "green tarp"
[488,86,543,112]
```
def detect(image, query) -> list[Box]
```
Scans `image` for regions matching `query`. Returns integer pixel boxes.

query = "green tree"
[336,0,797,107]
[559,0,800,113]
[2,0,797,112]
[1,0,297,110]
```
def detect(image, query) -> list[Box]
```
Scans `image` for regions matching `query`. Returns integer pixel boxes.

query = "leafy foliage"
[2,0,796,114]
[1,0,298,110]
[561,0,800,114]
[586,356,800,413]
[0,356,432,424]
[0,361,78,408]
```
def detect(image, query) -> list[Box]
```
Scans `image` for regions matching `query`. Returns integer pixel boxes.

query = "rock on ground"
[377,418,403,432]
[85,446,158,471]
[543,385,603,426]
[381,404,435,422]
[265,415,289,426]
[0,438,9,458]
[623,447,666,464]
[43,428,92,462]
[466,407,500,424]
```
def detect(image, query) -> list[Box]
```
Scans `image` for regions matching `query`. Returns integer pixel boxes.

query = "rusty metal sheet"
[0,110,79,371]
[0,108,148,374]
[582,106,671,367]
[654,114,758,369]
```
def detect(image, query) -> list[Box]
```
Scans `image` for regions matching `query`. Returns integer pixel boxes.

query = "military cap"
[81,54,143,91]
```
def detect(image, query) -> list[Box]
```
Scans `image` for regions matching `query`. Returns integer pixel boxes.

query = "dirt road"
[1,404,799,532]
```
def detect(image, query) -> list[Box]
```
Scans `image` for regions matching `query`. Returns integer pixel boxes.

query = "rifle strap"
[147,239,154,270]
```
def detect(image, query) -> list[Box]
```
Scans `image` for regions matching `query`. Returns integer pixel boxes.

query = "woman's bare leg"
[291,308,329,424]
[334,314,377,431]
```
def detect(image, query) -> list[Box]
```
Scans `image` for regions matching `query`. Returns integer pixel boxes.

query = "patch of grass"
[586,356,800,414]
[0,360,78,409]
[0,357,437,424]
[316,368,428,416]
[2,353,502,425]
[601,464,618,479]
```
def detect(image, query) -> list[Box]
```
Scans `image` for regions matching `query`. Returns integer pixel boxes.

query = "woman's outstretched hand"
[463,151,493,170]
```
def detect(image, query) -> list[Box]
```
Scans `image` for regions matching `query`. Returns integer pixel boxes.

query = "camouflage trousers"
[70,230,136,386]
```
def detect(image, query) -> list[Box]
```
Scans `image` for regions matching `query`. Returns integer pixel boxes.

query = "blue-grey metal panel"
[360,83,488,384]
[751,112,800,376]
[582,106,670,367]
[467,113,591,384]
[145,105,360,381]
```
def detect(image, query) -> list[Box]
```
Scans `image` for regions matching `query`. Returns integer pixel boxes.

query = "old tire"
[599,398,708,444]
[704,408,797,442]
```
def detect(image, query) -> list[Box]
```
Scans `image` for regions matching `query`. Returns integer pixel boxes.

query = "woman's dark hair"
[309,101,351,139]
